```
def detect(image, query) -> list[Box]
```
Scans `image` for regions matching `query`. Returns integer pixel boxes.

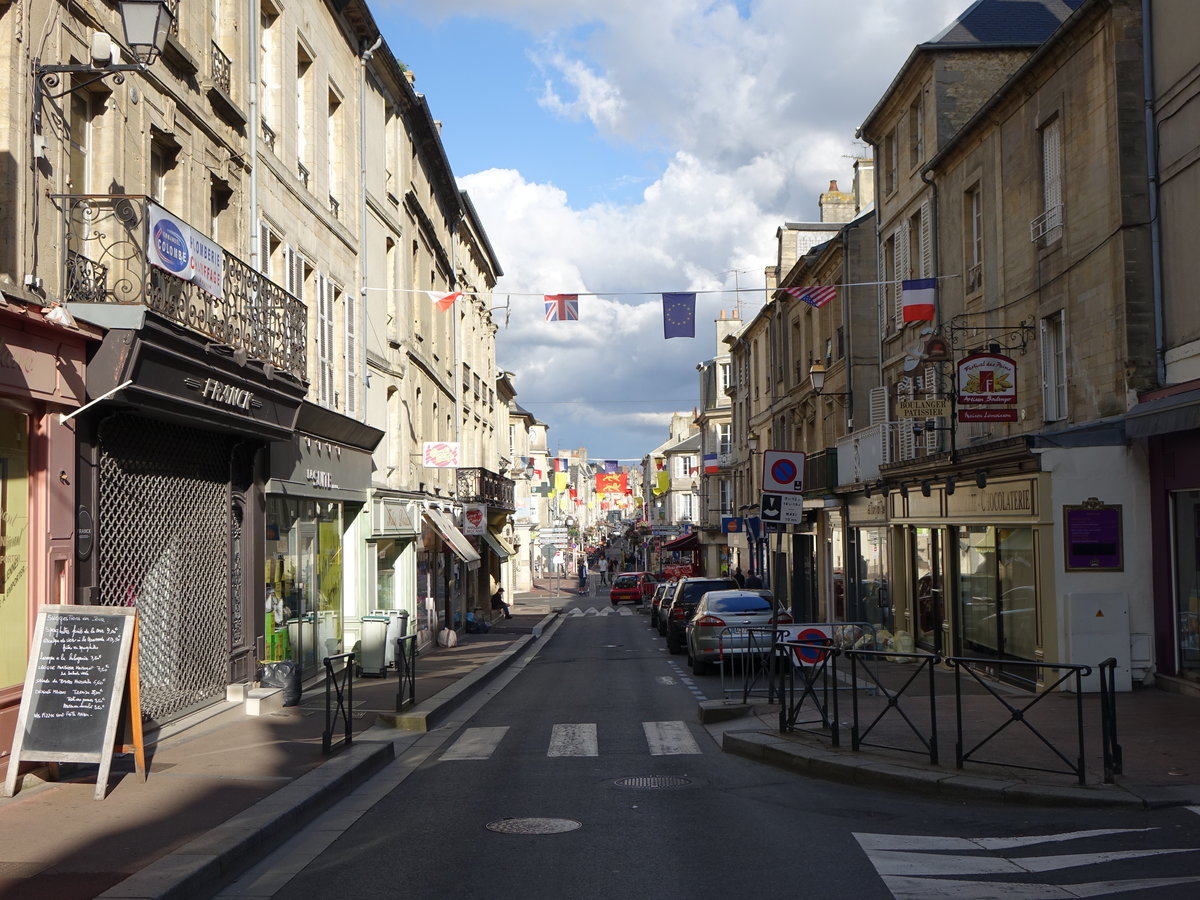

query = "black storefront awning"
[1125,387,1200,439]
[662,532,699,552]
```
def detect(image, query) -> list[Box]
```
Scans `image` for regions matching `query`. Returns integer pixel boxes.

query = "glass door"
[913,527,944,653]
[1173,491,1200,672]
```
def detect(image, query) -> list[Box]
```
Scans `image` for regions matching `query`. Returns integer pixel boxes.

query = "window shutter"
[877,242,887,338]
[898,378,915,461]
[259,221,271,276]
[920,199,932,278]
[893,226,907,329]
[316,273,330,406]
[345,288,357,415]
[923,363,940,452]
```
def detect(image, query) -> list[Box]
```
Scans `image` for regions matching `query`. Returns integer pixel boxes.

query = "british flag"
[544,294,579,321]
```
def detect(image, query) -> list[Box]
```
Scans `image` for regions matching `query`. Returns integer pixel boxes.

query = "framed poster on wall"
[1063,501,1123,571]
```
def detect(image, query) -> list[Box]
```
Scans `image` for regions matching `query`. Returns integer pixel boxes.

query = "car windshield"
[682,580,736,602]
[613,576,637,588]
[708,595,772,614]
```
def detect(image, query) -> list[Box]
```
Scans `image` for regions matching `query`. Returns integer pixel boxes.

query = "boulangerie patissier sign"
[147,202,224,298]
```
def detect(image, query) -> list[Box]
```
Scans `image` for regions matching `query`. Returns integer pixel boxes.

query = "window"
[718,423,731,456]
[328,86,344,213]
[1041,311,1067,421]
[316,275,337,408]
[1034,117,1063,244]
[68,91,98,194]
[0,412,30,690]
[908,96,924,169]
[965,184,983,293]
[719,362,731,393]
[149,134,179,208]
[719,478,731,516]
[259,3,280,149]
[296,45,313,187]
[210,177,232,242]
[883,129,897,195]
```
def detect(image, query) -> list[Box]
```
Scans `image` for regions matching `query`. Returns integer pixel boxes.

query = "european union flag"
[662,293,696,339]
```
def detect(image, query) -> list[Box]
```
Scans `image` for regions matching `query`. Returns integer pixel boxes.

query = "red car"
[610,571,659,606]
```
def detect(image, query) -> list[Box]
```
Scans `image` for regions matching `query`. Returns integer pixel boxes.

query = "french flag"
[703,453,719,474]
[901,278,936,323]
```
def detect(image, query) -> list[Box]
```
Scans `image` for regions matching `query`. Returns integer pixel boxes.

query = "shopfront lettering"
[979,489,1031,512]
[200,378,253,410]
[306,468,334,489]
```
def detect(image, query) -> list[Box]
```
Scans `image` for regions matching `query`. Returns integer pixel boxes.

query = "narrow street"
[220,603,1200,900]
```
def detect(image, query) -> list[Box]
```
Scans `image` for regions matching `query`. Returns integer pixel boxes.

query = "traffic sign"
[761,450,806,494]
[760,492,804,524]
[776,624,832,667]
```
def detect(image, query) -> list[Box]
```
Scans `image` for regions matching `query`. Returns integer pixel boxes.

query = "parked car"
[661,576,738,654]
[685,589,789,675]
[649,581,674,628]
[610,571,659,606]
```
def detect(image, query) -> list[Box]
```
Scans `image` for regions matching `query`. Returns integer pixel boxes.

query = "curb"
[96,740,396,900]
[721,728,1187,809]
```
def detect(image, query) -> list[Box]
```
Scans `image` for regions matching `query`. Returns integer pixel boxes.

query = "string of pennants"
[372,275,953,339]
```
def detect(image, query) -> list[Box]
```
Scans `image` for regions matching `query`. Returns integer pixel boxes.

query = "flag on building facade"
[544,294,579,321]
[703,453,719,474]
[784,285,835,308]
[553,457,569,472]
[604,459,619,474]
[662,292,696,339]
[426,291,461,311]
[901,278,937,322]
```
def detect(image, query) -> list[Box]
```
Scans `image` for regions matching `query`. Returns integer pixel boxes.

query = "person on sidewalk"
[597,557,609,585]
[491,585,512,619]
[745,569,763,588]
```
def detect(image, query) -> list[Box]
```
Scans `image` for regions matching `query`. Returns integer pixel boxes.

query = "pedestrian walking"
[745,570,763,588]
[733,566,746,587]
[598,557,609,585]
[577,558,589,592]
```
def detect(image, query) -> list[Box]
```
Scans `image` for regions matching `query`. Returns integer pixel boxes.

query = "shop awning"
[662,532,699,552]
[423,509,481,569]
[1125,387,1200,439]
[482,530,516,559]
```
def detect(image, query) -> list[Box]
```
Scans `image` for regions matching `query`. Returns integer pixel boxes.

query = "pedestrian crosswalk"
[440,720,703,761]
[562,606,640,617]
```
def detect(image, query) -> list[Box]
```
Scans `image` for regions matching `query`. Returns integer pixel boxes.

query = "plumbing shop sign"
[957,352,1018,422]
[148,203,224,299]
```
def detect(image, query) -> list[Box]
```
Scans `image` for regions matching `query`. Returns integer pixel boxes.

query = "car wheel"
[691,655,710,676]
[667,634,682,655]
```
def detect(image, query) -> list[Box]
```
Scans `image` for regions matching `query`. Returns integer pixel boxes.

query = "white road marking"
[441,726,509,760]
[655,676,677,685]
[856,829,1200,900]
[643,721,701,756]
[547,723,598,757]
[883,875,1200,899]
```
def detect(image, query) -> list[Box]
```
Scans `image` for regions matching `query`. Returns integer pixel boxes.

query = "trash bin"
[261,659,301,706]
[358,614,391,677]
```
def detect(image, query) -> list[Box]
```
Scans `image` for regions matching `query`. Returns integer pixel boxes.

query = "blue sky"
[373,1,966,461]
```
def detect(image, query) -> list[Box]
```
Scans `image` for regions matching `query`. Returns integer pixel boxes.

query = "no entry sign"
[776,623,832,667]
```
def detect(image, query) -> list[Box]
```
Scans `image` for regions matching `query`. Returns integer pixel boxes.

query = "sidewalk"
[4,592,1200,899]
[0,597,558,900]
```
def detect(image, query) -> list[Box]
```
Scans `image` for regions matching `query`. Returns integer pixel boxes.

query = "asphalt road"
[221,597,1200,900]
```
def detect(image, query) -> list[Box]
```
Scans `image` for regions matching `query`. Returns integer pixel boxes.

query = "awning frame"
[423,509,481,569]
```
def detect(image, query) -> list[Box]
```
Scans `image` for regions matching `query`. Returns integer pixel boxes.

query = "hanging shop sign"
[462,504,486,536]
[957,352,1018,422]
[147,202,224,298]
[422,441,460,468]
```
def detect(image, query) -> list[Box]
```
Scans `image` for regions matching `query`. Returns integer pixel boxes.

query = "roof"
[925,0,1086,47]
[665,433,702,454]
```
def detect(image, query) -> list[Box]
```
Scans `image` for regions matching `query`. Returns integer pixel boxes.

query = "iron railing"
[56,194,307,380]
[210,41,231,95]
[457,466,515,510]
[776,643,1119,785]
[322,651,355,755]
[395,634,417,712]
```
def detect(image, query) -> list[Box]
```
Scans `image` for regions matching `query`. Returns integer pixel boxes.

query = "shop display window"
[0,412,30,689]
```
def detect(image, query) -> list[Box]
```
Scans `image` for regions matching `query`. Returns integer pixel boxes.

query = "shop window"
[1173,491,1200,672]
[958,525,1037,671]
[0,413,30,690]
[850,526,891,633]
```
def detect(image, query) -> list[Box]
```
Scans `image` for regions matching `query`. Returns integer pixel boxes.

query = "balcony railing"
[211,41,231,95]
[803,448,839,496]
[457,467,515,510]
[56,194,307,380]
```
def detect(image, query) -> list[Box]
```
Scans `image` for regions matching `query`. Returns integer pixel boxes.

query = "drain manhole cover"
[614,775,693,790]
[486,817,582,835]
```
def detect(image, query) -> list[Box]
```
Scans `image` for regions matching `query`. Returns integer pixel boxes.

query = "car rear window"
[708,595,772,613]
[613,576,638,588]
[682,580,737,603]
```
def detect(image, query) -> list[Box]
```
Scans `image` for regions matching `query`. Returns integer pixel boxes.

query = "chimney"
[819,178,855,224]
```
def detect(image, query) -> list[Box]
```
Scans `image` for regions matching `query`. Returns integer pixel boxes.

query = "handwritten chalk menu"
[3,606,136,801]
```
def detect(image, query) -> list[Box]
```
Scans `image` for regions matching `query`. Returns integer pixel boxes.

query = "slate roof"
[924,0,1087,47]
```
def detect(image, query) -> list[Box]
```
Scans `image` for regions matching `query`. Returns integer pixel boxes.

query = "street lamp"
[808,363,850,403]
[34,0,173,108]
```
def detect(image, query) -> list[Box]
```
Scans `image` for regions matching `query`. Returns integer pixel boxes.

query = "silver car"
[685,589,789,676]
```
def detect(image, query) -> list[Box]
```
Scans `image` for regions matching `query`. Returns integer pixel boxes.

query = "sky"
[373,0,968,462]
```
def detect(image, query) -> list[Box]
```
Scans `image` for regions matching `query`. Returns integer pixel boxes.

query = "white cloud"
[384,0,972,457]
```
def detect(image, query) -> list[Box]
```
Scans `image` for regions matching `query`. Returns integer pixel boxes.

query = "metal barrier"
[395,634,417,712]
[773,644,1121,785]
[1098,657,1123,782]
[321,652,355,755]
[715,626,776,701]
[947,656,1091,785]
[846,647,940,765]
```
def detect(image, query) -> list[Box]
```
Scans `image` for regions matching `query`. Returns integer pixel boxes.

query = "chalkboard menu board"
[3,606,137,801]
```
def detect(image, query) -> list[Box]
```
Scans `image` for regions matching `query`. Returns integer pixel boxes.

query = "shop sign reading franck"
[184,377,258,411]
[957,352,1018,422]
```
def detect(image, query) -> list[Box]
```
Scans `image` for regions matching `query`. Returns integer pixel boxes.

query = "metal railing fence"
[395,635,418,712]
[321,652,355,755]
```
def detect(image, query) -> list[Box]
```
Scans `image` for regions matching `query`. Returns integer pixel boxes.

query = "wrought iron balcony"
[210,41,231,95]
[457,467,515,510]
[56,194,306,380]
